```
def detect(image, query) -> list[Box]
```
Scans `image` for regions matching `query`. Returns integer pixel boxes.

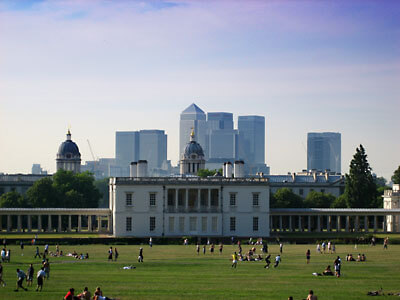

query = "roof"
[266,174,344,184]
[181,103,205,115]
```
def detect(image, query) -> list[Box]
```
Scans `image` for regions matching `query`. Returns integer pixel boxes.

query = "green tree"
[345,144,377,208]
[331,194,348,208]
[95,178,110,208]
[0,191,27,208]
[197,169,220,178]
[270,188,304,208]
[27,177,59,207]
[392,166,400,184]
[304,191,335,208]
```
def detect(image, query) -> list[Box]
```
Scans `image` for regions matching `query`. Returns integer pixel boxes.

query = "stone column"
[107,214,112,233]
[289,216,293,232]
[68,215,72,232]
[185,189,189,211]
[98,216,102,232]
[197,189,201,210]
[345,216,350,232]
[17,215,22,232]
[355,216,360,232]
[7,215,12,232]
[270,215,273,232]
[364,216,368,232]
[88,216,92,232]
[337,216,341,232]
[58,215,62,232]
[308,216,311,232]
[28,215,32,232]
[298,216,302,232]
[208,189,211,209]
[327,216,331,232]
[48,215,52,232]
[373,216,377,232]
[317,215,321,232]
[279,215,283,231]
[78,215,82,232]
[38,215,42,231]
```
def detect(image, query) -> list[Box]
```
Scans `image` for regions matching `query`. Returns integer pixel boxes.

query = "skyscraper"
[115,131,140,168]
[237,116,265,165]
[179,103,207,158]
[307,132,341,173]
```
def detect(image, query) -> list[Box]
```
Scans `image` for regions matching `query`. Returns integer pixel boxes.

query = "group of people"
[316,241,336,254]
[14,263,47,292]
[288,290,318,300]
[346,253,366,262]
[107,247,119,261]
[195,243,224,255]
[1,248,11,262]
[64,286,118,300]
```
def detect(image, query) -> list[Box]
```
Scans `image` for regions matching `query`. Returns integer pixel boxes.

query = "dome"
[184,141,204,158]
[57,131,81,159]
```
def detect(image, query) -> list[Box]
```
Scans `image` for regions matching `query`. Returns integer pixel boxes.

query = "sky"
[0,0,399,180]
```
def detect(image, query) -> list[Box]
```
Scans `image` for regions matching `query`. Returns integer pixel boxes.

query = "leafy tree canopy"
[331,194,348,208]
[95,178,110,208]
[0,191,28,208]
[270,188,303,208]
[392,166,400,184]
[304,191,336,208]
[197,169,222,178]
[344,144,377,208]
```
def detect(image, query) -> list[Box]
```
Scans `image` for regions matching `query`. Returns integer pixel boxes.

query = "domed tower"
[180,129,206,175]
[56,129,81,173]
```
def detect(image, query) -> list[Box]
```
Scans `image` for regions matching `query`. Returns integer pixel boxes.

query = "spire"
[190,128,195,142]
[66,128,71,141]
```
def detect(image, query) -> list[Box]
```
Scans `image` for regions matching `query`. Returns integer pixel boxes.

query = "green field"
[0,242,398,299]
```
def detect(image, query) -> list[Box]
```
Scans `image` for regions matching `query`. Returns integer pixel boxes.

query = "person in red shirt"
[64,288,79,300]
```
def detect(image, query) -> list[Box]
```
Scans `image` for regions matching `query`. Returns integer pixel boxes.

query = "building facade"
[56,130,81,173]
[383,184,400,232]
[307,132,341,173]
[109,177,270,238]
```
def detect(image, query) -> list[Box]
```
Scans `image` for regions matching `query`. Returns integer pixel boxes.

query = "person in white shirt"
[36,267,46,291]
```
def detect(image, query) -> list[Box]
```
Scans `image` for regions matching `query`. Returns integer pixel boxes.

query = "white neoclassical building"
[109,176,270,238]
[383,184,400,232]
[56,130,81,173]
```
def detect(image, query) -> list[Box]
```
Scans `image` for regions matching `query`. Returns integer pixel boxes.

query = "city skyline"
[0,0,399,180]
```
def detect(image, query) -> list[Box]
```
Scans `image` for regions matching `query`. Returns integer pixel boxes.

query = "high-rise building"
[179,103,207,159]
[115,130,167,176]
[237,116,265,165]
[307,132,341,173]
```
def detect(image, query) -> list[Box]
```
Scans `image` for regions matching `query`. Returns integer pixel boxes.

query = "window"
[230,193,236,206]
[230,217,236,232]
[189,217,197,231]
[253,217,259,231]
[201,217,207,232]
[299,189,304,196]
[252,193,259,206]
[126,193,133,206]
[169,217,174,232]
[126,217,132,232]
[211,216,218,232]
[149,193,156,206]
[150,217,156,231]
[179,217,185,232]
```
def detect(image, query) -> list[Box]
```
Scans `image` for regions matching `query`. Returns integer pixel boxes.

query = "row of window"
[230,217,258,232]
[126,216,259,233]
[126,192,261,207]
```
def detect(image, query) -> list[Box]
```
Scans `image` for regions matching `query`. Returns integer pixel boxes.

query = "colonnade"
[0,208,112,234]
[270,208,400,233]
[167,188,220,213]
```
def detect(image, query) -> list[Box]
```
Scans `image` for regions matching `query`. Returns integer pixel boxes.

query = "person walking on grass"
[274,254,281,268]
[36,267,45,291]
[0,262,6,287]
[231,252,238,268]
[306,249,311,264]
[14,268,28,291]
[384,237,389,250]
[34,246,41,259]
[138,247,144,262]
[219,243,223,254]
[20,241,24,256]
[264,254,271,269]
[27,264,34,287]
[108,247,113,261]
[202,245,206,255]
[279,242,283,254]
[114,248,119,261]
[196,244,200,255]
[43,259,50,279]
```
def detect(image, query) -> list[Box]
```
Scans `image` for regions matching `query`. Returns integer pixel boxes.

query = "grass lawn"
[0,242,398,299]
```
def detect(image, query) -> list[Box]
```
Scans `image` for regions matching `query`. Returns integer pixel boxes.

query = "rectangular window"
[299,189,304,196]
[189,217,197,231]
[126,217,132,232]
[252,193,259,206]
[211,216,218,232]
[149,216,156,231]
[169,217,174,232]
[230,193,236,206]
[253,217,259,231]
[201,217,207,232]
[126,193,133,206]
[230,217,236,231]
[179,217,185,232]
[149,193,156,206]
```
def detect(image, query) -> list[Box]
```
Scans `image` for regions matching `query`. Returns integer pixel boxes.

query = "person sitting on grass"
[93,287,118,300]
[64,287,79,300]
[361,254,366,261]
[357,254,361,262]
[77,286,91,300]
[322,265,334,276]
[307,289,318,300]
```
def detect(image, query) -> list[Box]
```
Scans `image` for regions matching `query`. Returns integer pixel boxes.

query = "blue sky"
[0,0,399,180]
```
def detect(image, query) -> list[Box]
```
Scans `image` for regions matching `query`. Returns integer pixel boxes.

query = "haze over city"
[0,0,399,180]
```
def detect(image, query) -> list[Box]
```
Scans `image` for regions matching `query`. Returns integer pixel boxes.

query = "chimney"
[234,160,245,178]
[130,162,137,177]
[226,162,233,178]
[137,160,148,177]
[222,163,226,177]
[292,172,296,182]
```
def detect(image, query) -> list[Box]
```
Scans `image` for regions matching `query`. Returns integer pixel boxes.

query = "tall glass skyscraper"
[307,132,341,173]
[179,103,207,159]
[237,116,265,164]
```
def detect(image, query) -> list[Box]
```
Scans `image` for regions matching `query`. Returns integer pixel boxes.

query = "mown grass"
[0,243,399,299]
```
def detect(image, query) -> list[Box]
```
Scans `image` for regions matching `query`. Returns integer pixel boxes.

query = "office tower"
[237,116,265,165]
[206,112,237,159]
[207,112,234,131]
[139,130,167,171]
[307,132,341,173]
[115,131,140,168]
[179,103,207,159]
